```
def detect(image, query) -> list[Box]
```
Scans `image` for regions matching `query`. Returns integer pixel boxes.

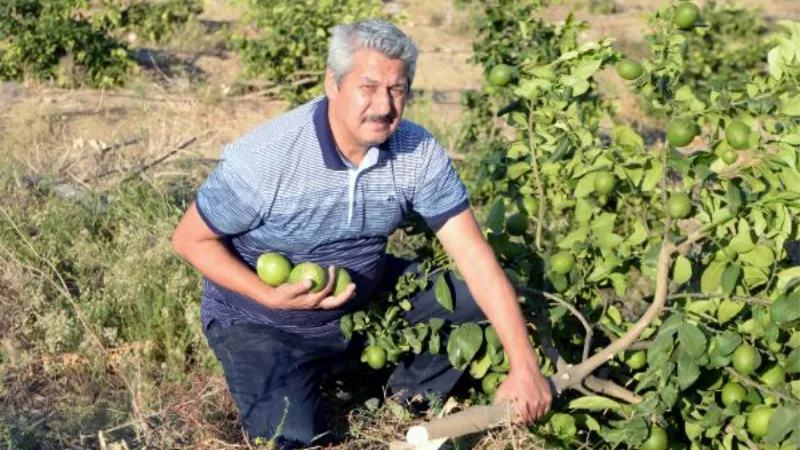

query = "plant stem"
[527,102,546,251]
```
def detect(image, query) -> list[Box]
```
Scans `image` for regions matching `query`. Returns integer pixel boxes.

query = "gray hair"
[327,19,418,89]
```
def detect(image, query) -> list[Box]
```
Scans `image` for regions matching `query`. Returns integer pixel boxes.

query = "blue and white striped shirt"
[195,96,470,338]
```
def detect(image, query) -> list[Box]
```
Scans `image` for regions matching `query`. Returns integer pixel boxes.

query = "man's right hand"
[266,265,356,310]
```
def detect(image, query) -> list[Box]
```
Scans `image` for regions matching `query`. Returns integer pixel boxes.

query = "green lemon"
[721,382,747,406]
[726,121,751,150]
[667,118,698,147]
[667,193,692,219]
[642,426,669,450]
[732,343,761,376]
[334,267,352,296]
[593,171,616,195]
[365,345,387,369]
[759,365,785,388]
[721,149,738,165]
[747,406,774,438]
[488,64,513,87]
[616,59,644,80]
[288,262,327,293]
[626,350,647,370]
[550,251,575,275]
[506,213,528,236]
[674,3,699,29]
[256,253,292,287]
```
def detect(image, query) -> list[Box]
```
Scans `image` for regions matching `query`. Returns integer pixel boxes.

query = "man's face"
[326,49,409,148]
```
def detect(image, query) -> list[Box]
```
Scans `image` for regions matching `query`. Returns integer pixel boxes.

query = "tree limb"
[523,288,594,362]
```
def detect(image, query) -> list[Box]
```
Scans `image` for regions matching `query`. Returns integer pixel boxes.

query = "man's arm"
[434,207,552,423]
[171,202,354,310]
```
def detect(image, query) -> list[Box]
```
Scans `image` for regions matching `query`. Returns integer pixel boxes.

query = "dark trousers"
[203,256,485,448]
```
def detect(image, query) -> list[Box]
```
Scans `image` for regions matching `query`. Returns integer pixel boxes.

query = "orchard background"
[1,0,800,449]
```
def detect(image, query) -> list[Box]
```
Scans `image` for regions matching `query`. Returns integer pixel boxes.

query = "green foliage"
[0,0,132,87]
[683,1,772,98]
[588,0,617,15]
[97,0,203,43]
[228,0,394,104]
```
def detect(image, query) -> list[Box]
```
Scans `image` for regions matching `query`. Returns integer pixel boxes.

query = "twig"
[118,135,203,184]
[668,292,771,306]
[526,104,546,251]
[583,376,642,404]
[725,367,798,404]
[524,288,594,362]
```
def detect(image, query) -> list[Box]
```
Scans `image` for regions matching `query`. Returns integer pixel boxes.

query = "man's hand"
[265,265,356,310]
[493,363,553,424]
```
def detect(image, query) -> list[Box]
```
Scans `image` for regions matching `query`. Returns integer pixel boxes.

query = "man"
[171,19,551,448]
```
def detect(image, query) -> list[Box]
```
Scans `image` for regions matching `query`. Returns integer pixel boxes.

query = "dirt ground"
[3,0,799,184]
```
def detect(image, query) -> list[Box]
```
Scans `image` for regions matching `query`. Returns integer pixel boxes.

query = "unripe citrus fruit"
[759,365,785,388]
[667,193,692,219]
[288,262,327,293]
[721,149,738,164]
[334,267,352,296]
[642,426,669,450]
[726,121,751,150]
[667,118,698,147]
[593,171,616,195]
[506,213,528,236]
[721,382,747,406]
[617,59,644,80]
[550,251,574,275]
[747,406,774,438]
[256,253,292,287]
[365,345,387,369]
[488,64,513,87]
[626,350,647,370]
[674,3,699,29]
[732,343,761,376]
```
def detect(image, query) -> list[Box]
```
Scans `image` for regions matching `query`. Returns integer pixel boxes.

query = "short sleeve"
[412,138,470,231]
[195,142,266,236]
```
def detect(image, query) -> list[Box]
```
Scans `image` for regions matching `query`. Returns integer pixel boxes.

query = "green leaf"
[485,198,505,232]
[739,245,775,269]
[507,161,531,180]
[727,183,743,216]
[642,160,663,192]
[701,261,727,295]
[772,290,800,324]
[469,350,493,379]
[574,172,597,198]
[764,406,800,444]
[568,396,622,411]
[721,263,742,296]
[628,221,648,246]
[571,58,603,80]
[447,323,483,371]
[729,221,755,254]
[777,267,800,293]
[743,266,770,289]
[679,323,707,359]
[548,413,578,440]
[614,126,644,150]
[786,348,800,374]
[718,300,745,324]
[647,333,675,367]
[781,94,800,117]
[678,351,701,390]
[434,274,454,313]
[673,256,692,285]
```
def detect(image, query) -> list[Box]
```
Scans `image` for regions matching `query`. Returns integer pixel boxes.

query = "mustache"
[364,113,395,123]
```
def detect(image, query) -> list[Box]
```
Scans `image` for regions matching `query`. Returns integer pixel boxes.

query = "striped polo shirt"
[195,95,470,338]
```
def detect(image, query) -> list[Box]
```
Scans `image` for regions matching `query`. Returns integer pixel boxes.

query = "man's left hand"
[493,363,553,424]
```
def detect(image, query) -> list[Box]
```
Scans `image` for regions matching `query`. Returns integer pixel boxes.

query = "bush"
[96,0,203,43]
[228,0,397,104]
[0,0,132,87]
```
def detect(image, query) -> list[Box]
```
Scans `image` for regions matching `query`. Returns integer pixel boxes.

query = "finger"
[286,279,313,296]
[318,283,356,310]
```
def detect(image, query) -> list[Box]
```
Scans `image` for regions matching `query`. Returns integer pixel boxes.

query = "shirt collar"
[313,96,390,171]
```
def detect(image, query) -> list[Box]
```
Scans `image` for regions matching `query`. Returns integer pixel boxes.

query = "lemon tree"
[344,2,800,448]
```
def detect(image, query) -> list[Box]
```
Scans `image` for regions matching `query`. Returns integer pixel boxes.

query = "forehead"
[348,49,407,83]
